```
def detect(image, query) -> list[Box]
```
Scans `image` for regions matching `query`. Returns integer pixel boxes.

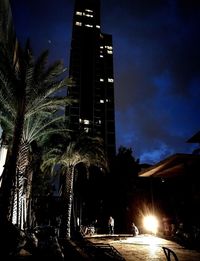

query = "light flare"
[143,215,159,235]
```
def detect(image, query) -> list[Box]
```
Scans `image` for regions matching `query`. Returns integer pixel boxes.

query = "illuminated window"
[79,118,82,123]
[85,9,93,13]
[99,120,102,124]
[108,78,114,82]
[105,46,113,50]
[96,25,100,28]
[100,55,103,58]
[84,119,90,124]
[106,99,109,102]
[100,99,104,103]
[75,21,82,26]
[100,46,104,49]
[107,50,113,54]
[100,78,104,82]
[76,11,82,15]
[85,24,93,28]
[84,127,89,133]
[85,14,93,17]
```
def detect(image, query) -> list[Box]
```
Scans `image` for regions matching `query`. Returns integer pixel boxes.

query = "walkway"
[87,234,200,261]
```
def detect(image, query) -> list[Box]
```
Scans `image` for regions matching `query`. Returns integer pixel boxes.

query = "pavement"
[87,234,200,261]
[3,234,200,260]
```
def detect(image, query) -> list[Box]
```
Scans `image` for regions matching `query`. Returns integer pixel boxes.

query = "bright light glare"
[143,215,159,234]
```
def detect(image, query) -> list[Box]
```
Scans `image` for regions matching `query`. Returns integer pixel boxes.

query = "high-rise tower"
[67,0,116,161]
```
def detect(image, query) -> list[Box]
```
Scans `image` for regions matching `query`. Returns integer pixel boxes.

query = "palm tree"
[0,40,73,223]
[2,113,70,228]
[42,134,108,239]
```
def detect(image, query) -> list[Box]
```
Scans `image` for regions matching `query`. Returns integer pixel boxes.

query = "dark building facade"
[67,0,116,161]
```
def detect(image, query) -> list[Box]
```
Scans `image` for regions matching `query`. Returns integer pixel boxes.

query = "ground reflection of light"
[146,236,159,255]
[121,235,162,246]
[121,235,161,259]
[142,236,159,245]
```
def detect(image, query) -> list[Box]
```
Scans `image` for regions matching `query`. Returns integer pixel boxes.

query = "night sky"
[10,0,200,164]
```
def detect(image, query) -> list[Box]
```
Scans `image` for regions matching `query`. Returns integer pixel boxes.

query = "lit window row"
[85,24,93,28]
[105,46,113,54]
[99,78,114,82]
[108,78,114,82]
[105,46,113,50]
[85,14,93,17]
[99,45,113,54]
[76,11,93,17]
[100,99,110,103]
[85,9,93,13]
[75,22,99,28]
[79,119,90,124]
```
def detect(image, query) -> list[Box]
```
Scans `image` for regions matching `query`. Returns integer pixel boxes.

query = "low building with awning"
[138,153,200,178]
[137,153,200,233]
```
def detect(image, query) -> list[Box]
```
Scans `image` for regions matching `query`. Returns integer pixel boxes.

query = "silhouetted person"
[131,222,139,236]
[108,216,114,235]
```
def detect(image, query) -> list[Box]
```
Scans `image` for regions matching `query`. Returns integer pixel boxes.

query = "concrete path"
[87,234,200,261]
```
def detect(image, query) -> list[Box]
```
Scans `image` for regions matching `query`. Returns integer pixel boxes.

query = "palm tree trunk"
[11,141,29,229]
[60,165,74,239]
[25,165,33,229]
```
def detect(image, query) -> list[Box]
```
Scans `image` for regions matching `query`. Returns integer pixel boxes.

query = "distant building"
[67,0,116,161]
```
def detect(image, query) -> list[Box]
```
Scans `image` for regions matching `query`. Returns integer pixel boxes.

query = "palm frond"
[38,77,69,99]
[33,50,49,83]
[26,96,74,117]
[42,60,65,84]
[27,115,69,143]
[0,114,14,139]
[25,57,35,99]
[0,92,17,119]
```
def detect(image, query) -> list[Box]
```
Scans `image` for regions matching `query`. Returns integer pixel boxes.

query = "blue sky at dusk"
[10,0,200,164]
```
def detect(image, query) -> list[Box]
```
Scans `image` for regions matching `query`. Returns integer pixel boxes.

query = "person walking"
[131,222,139,236]
[108,216,114,235]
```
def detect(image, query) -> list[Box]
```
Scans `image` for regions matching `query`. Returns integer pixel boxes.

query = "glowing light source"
[143,215,159,235]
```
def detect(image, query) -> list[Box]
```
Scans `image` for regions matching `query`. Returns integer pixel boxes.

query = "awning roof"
[138,153,200,178]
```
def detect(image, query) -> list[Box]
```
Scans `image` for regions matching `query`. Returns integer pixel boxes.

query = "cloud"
[102,0,200,163]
